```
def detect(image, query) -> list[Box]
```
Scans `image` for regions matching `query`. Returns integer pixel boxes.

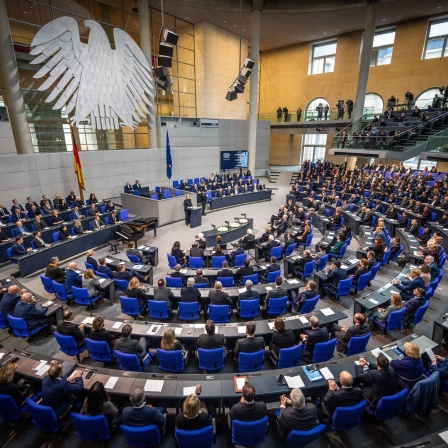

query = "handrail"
[395,111,448,139]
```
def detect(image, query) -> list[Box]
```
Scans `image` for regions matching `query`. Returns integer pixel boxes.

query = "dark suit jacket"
[355,363,396,404]
[297,255,314,269]
[395,277,425,300]
[113,270,133,281]
[390,355,424,390]
[270,329,295,355]
[234,336,265,359]
[229,400,267,422]
[42,375,84,417]
[97,265,114,278]
[294,289,318,308]
[121,405,165,429]
[0,292,21,318]
[90,328,115,349]
[209,290,233,308]
[361,214,373,225]
[86,256,98,270]
[180,287,201,303]
[115,337,145,360]
[13,301,48,327]
[217,268,234,278]
[57,320,85,344]
[238,289,259,305]
[277,403,318,436]
[337,323,370,353]
[403,296,426,324]
[190,247,204,257]
[32,236,46,248]
[327,268,347,288]
[197,333,226,349]
[266,286,288,307]
[323,386,363,417]
[303,326,329,355]
[65,269,82,290]
[352,266,368,283]
[45,264,65,283]
[11,243,28,256]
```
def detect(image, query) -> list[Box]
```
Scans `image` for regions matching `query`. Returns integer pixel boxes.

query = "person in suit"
[42,200,54,214]
[436,213,448,227]
[71,206,84,221]
[14,221,31,236]
[424,255,439,282]
[390,342,424,390]
[235,259,254,284]
[170,264,183,279]
[208,281,233,314]
[124,181,134,193]
[0,202,11,222]
[56,309,85,345]
[126,277,147,314]
[88,202,100,216]
[229,382,267,426]
[13,292,52,330]
[45,256,65,283]
[132,180,142,191]
[82,269,101,298]
[97,258,114,278]
[403,288,426,327]
[269,317,295,357]
[282,232,296,255]
[171,241,186,265]
[262,235,280,260]
[238,229,255,247]
[115,324,148,365]
[295,249,314,271]
[49,209,63,226]
[233,321,265,364]
[330,313,370,354]
[276,388,319,439]
[32,214,47,231]
[65,262,82,292]
[193,268,208,286]
[398,211,409,228]
[126,241,153,265]
[42,363,84,417]
[291,280,318,312]
[183,194,193,226]
[90,316,115,350]
[261,256,281,284]
[0,285,21,319]
[385,204,398,219]
[11,199,25,220]
[32,230,50,249]
[405,219,419,237]
[154,278,174,311]
[323,260,347,299]
[91,215,105,230]
[217,260,233,278]
[265,276,288,310]
[299,316,329,358]
[350,258,369,288]
[73,220,87,235]
[11,236,31,256]
[355,353,397,406]
[109,211,121,224]
[180,277,203,311]
[237,279,259,309]
[104,200,115,213]
[121,386,166,430]
[189,241,204,258]
[273,215,288,237]
[197,319,226,350]
[27,204,42,219]
[58,224,72,240]
[195,233,207,250]
[392,268,425,301]
[86,249,98,271]
[388,237,401,260]
[417,227,431,246]
[368,293,402,325]
[0,228,11,243]
[0,363,32,408]
[113,263,149,284]
[321,371,363,419]
[226,242,245,267]
[361,208,373,225]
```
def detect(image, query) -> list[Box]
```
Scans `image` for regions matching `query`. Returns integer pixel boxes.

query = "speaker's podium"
[189,206,202,228]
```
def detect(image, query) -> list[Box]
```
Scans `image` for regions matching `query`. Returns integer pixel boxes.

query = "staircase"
[290,172,300,185]
[269,170,281,183]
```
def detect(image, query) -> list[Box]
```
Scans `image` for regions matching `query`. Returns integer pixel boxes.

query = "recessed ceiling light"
[323,32,327,35]
[336,29,339,31]
[224,20,227,22]
[185,16,188,19]
[382,18,386,21]
[242,29,245,31]
[437,5,441,8]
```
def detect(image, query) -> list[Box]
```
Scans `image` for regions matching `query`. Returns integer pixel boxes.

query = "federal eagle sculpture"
[30,17,154,130]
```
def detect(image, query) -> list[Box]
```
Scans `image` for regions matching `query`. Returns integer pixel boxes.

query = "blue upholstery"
[147,300,170,320]
[328,243,347,260]
[297,233,314,249]
[267,296,288,316]
[198,347,225,371]
[284,243,297,257]
[352,272,370,294]
[189,257,204,269]
[412,300,429,326]
[166,277,182,287]
[120,424,161,448]
[242,273,258,285]
[372,308,406,334]
[194,283,208,289]
[167,254,177,268]
[239,298,260,319]
[346,333,370,356]
[176,426,214,448]
[208,304,230,323]
[266,269,281,283]
[85,338,113,363]
[300,295,320,313]
[157,349,185,372]
[328,277,353,302]
[71,286,101,307]
[217,276,233,287]
[232,416,268,446]
[54,331,87,360]
[127,254,141,263]
[120,296,147,317]
[234,253,247,267]
[114,350,153,371]
[370,389,408,421]
[52,232,59,242]
[70,413,110,442]
[52,281,73,302]
[285,424,326,447]
[331,400,367,432]
[316,254,329,271]
[113,279,129,293]
[211,256,226,269]
[238,350,264,372]
[85,262,95,270]
[40,274,55,294]
[381,250,391,266]
[270,246,282,259]
[295,260,315,280]
[178,302,200,320]
[274,344,303,368]
[312,338,337,363]
[0,394,22,422]
[369,264,380,282]
[26,398,68,433]
[8,315,48,339]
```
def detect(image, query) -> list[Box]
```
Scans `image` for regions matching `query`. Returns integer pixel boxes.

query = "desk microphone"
[14,349,32,357]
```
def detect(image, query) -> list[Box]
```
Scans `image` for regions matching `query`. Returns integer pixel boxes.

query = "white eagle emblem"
[30,17,154,130]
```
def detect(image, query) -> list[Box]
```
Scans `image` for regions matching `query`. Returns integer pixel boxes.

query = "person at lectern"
[183,195,193,226]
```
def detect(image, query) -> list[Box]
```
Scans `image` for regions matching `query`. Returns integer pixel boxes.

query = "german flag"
[72,131,85,190]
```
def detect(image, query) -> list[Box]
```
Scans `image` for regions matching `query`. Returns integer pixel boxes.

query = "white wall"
[0,121,17,155]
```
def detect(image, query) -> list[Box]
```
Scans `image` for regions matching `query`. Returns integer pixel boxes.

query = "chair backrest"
[0,313,8,329]
[412,300,429,325]
[284,243,297,257]
[85,338,112,362]
[217,276,234,287]
[40,274,55,294]
[6,247,13,260]
[232,416,268,446]
[337,278,353,296]
[208,304,230,323]
[346,333,371,356]
[302,260,315,277]
[239,298,260,318]
[72,286,94,305]
[277,344,303,368]
[312,338,337,363]
[331,400,367,432]
[52,231,59,242]
[26,398,60,433]
[381,250,391,266]
[286,423,326,447]
[198,347,225,371]
[175,189,183,197]
[176,426,214,448]
[54,331,81,356]
[211,256,226,269]
[0,394,21,422]
[355,273,370,292]
[119,209,129,220]
[167,253,177,268]
[424,286,434,301]
[300,295,320,313]
[234,253,247,267]
[270,246,282,259]
[127,253,141,263]
[338,243,348,258]
[369,263,380,281]
[317,254,329,271]
[121,424,161,448]
[266,269,281,283]
[70,413,110,442]
[95,270,110,279]
[150,194,159,200]
[242,273,258,285]
[325,209,330,217]
[163,189,171,199]
[30,240,36,249]
[238,350,264,372]
[147,300,169,319]
[194,283,208,289]
[114,350,144,372]
[85,261,95,270]
[178,302,200,320]
[418,226,425,236]
[267,296,288,316]
[385,307,406,331]
[113,278,129,292]
[133,190,140,196]
[189,257,204,269]
[374,389,408,421]
[7,315,31,338]
[52,281,70,300]
[157,348,185,372]
[166,276,182,287]
[120,296,143,317]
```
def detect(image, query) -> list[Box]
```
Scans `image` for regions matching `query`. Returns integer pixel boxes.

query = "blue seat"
[54,331,87,361]
[411,300,429,326]
[238,349,264,372]
[424,286,434,301]
[113,278,129,293]
[239,298,260,319]
[328,277,353,302]
[167,253,178,268]
[198,347,225,371]
[8,315,48,339]
[176,426,213,448]
[295,260,315,280]
[120,424,161,448]
[381,249,391,266]
[285,423,326,447]
[300,294,320,313]
[346,333,370,356]
[70,413,110,442]
[284,242,297,257]
[331,216,344,230]
[211,256,226,269]
[72,286,101,308]
[325,209,330,217]
[120,296,147,317]
[150,194,158,200]
[234,253,247,267]
[312,338,337,363]
[40,274,56,295]
[178,302,200,320]
[52,232,59,242]
[127,253,141,263]
[30,240,36,249]
[133,190,140,196]
[163,189,171,199]
[26,398,70,433]
[352,272,370,295]
[147,300,170,320]
[331,400,367,432]
[267,296,288,316]
[52,281,74,302]
[175,189,183,197]
[194,283,208,289]
[119,209,129,220]
[242,273,258,285]
[266,269,281,283]
[157,348,185,372]
[369,263,380,282]
[6,246,17,263]
[0,394,26,422]
[368,388,408,421]
[217,276,233,287]
[372,307,406,334]
[269,246,282,259]
[273,344,303,368]
[166,276,182,287]
[208,304,230,323]
[232,416,268,446]
[85,261,95,270]
[328,243,347,260]
[316,254,329,271]
[173,180,180,189]
[189,257,204,269]
[85,338,113,363]
[114,349,153,371]
[0,313,8,329]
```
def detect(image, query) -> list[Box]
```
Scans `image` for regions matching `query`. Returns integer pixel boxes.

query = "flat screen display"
[220,150,248,170]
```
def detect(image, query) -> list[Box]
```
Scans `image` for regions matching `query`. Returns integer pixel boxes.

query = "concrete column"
[138,0,159,148]
[352,0,378,129]
[0,0,34,154]
[346,156,357,170]
[247,9,260,176]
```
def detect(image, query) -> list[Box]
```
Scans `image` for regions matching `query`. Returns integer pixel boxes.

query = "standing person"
[277,107,283,122]
[346,99,354,119]
[324,104,329,120]
[200,191,207,216]
[183,195,193,226]
[283,106,288,122]
[296,107,302,122]
[316,103,323,120]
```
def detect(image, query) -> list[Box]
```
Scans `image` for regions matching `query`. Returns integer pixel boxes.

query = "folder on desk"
[234,376,248,392]
[302,365,323,382]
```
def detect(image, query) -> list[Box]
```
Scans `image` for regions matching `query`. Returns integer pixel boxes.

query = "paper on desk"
[98,278,106,284]
[371,347,392,361]
[235,377,246,390]
[237,326,246,334]
[138,246,146,250]
[0,353,5,360]
[265,263,270,267]
[183,386,196,396]
[268,322,275,330]
[439,430,448,444]
[147,324,161,334]
[238,288,246,293]
[144,380,164,392]
[320,308,335,316]
[33,360,48,371]
[118,261,126,265]
[36,364,51,377]
[285,375,305,389]
[320,367,334,380]
[369,299,379,305]
[265,286,273,291]
[299,316,309,324]
[173,328,182,335]
[112,322,122,329]
[82,317,95,324]
[104,258,114,263]
[104,377,119,389]
[44,301,53,307]
[287,279,300,284]
[390,290,400,295]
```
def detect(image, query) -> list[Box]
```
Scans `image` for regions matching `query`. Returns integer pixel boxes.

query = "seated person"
[282,232,295,255]
[160,328,188,364]
[32,230,50,249]
[45,256,65,283]
[82,381,119,429]
[56,309,85,346]
[171,241,186,265]
[238,229,255,247]
[237,279,259,309]
[217,260,233,278]
[73,220,87,235]
[96,258,114,278]
[368,293,402,326]
[176,393,212,431]
[368,237,385,262]
[390,341,424,390]
[196,233,207,250]
[0,363,32,407]
[233,321,265,366]
[109,211,121,224]
[269,317,295,358]
[0,285,22,319]
[265,276,288,310]
[126,277,148,317]
[14,222,31,237]
[14,292,52,331]
[90,316,115,350]
[115,324,148,366]
[330,313,370,354]
[50,210,63,226]
[229,382,267,424]
[350,258,369,287]
[127,241,153,265]
[294,249,314,271]
[388,237,401,259]
[86,249,98,270]
[208,281,233,312]
[262,235,280,260]
[261,256,281,282]
[153,278,175,311]
[226,242,245,267]
[82,269,101,298]
[91,215,105,229]
[197,319,226,349]
[392,268,425,301]
[299,316,329,359]
[329,235,346,254]
[323,260,347,299]
[403,287,426,328]
[57,224,71,241]
[235,259,254,283]
[291,280,318,312]
[189,241,204,258]
[405,219,419,237]
[170,264,183,278]
[417,227,431,246]
[296,224,311,245]
[193,268,208,286]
